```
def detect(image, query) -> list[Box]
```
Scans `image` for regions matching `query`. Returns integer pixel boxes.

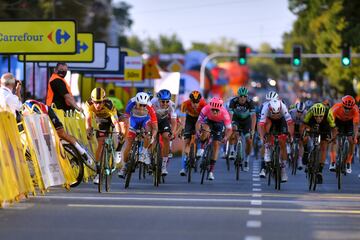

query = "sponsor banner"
[0,20,76,54]
[124,56,142,81]
[18,33,94,62]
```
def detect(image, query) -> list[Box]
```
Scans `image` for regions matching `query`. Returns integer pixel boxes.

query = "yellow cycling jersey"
[303,106,336,128]
[85,99,118,123]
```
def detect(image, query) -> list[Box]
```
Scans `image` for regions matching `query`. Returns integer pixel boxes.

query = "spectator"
[46,62,82,111]
[0,72,22,116]
[107,89,124,114]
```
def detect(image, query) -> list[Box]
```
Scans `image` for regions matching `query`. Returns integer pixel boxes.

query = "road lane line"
[246,220,262,228]
[252,183,261,187]
[252,194,262,198]
[67,204,360,214]
[249,209,262,215]
[244,236,262,240]
[251,200,262,205]
[252,188,262,192]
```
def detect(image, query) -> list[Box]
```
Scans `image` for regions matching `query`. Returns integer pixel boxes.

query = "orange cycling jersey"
[180,99,207,117]
[330,102,359,124]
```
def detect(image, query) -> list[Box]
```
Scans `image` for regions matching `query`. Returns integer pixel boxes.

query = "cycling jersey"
[198,105,232,129]
[151,97,177,120]
[330,103,360,124]
[180,99,207,117]
[259,101,292,125]
[228,97,255,121]
[124,97,157,124]
[85,99,118,124]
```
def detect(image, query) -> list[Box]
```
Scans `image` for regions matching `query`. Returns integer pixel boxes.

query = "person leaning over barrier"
[0,72,22,116]
[46,62,82,112]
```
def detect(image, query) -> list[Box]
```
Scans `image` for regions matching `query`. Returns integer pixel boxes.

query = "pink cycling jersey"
[198,105,232,129]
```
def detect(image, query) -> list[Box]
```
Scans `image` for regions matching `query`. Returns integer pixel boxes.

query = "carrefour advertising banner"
[18,33,93,62]
[0,20,77,54]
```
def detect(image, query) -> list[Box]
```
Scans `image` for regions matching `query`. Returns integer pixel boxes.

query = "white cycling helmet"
[295,102,306,113]
[265,91,279,101]
[269,99,282,114]
[135,92,150,104]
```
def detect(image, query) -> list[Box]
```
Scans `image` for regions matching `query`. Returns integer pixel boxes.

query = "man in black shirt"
[46,62,82,112]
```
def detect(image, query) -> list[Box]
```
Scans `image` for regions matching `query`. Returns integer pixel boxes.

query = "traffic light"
[238,45,247,65]
[341,44,351,67]
[292,45,302,67]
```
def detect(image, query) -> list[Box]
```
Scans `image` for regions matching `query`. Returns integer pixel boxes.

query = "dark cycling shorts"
[269,117,288,135]
[158,117,172,134]
[205,119,225,141]
[48,108,63,130]
[96,117,112,138]
[232,117,251,136]
[184,114,198,139]
[336,119,354,136]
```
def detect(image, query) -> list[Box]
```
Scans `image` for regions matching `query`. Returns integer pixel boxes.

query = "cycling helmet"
[91,87,106,102]
[265,91,279,101]
[209,97,223,110]
[305,100,313,109]
[268,99,282,114]
[295,102,306,113]
[157,89,171,100]
[135,92,150,105]
[237,87,248,96]
[342,95,355,109]
[312,103,326,117]
[23,99,48,114]
[147,91,154,100]
[189,90,202,103]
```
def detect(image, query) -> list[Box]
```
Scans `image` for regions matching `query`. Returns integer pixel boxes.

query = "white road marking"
[252,194,262,198]
[251,200,262,205]
[249,209,262,215]
[244,236,262,240]
[252,188,262,192]
[246,220,262,228]
[252,183,261,187]
[253,178,260,181]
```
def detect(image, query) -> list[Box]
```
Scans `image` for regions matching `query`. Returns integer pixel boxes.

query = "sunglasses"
[211,108,220,113]
[239,95,247,98]
[139,104,147,108]
[93,100,103,104]
[161,100,169,104]
[192,100,200,104]
[344,106,352,110]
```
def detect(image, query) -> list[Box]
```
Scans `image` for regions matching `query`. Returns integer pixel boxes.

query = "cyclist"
[179,90,207,176]
[228,87,256,171]
[258,91,279,178]
[196,97,232,180]
[151,89,177,176]
[258,98,294,182]
[118,92,158,178]
[85,88,125,184]
[22,99,91,162]
[289,102,307,170]
[305,100,314,111]
[301,103,336,184]
[329,96,359,173]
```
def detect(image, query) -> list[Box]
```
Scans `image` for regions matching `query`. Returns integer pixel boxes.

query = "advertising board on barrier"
[124,56,142,81]
[18,33,94,62]
[23,114,65,188]
[0,20,77,54]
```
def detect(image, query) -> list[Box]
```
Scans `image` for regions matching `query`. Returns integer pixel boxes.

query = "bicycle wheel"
[187,143,195,183]
[312,150,320,191]
[200,145,210,185]
[292,143,299,175]
[274,144,281,190]
[235,139,243,181]
[153,142,162,187]
[98,146,106,193]
[125,143,138,189]
[342,139,349,176]
[307,151,315,191]
[63,143,84,188]
[225,141,230,171]
[105,148,113,192]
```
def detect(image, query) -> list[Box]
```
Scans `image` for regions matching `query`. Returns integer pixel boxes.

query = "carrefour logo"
[77,40,88,53]
[47,29,70,45]
[0,32,44,42]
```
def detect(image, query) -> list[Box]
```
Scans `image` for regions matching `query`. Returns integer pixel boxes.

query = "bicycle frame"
[335,133,350,190]
[307,131,321,191]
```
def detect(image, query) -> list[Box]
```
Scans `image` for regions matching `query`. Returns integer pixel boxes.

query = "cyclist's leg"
[157,118,172,174]
[181,115,197,174]
[228,122,239,159]
[208,121,224,179]
[344,120,354,173]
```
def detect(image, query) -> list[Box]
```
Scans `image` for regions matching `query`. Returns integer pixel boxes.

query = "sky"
[123,0,297,50]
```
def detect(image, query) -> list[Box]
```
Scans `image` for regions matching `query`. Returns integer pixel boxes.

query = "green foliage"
[285,0,360,93]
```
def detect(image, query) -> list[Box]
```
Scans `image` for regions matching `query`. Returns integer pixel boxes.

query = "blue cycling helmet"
[157,89,171,100]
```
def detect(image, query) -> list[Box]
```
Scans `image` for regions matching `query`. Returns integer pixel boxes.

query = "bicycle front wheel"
[125,143,138,189]
[63,144,84,188]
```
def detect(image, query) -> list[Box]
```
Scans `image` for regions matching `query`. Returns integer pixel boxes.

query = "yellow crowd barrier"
[0,111,34,206]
